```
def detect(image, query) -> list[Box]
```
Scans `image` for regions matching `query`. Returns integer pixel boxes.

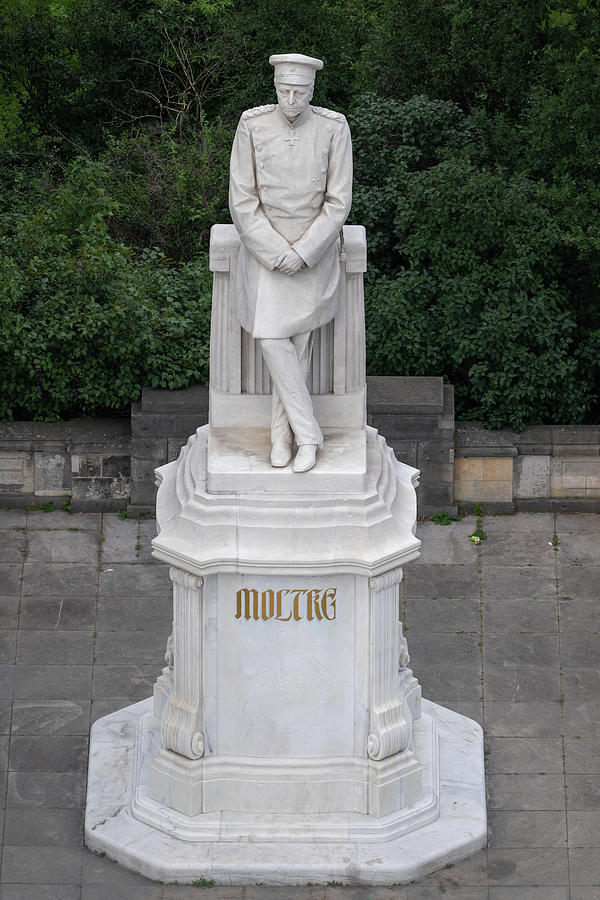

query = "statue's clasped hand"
[276,248,305,276]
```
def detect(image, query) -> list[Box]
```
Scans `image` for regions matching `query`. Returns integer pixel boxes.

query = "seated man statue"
[229,53,353,473]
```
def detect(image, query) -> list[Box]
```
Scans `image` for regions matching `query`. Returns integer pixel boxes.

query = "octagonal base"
[85,698,486,885]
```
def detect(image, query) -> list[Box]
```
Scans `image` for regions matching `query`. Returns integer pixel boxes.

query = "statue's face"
[276,82,313,121]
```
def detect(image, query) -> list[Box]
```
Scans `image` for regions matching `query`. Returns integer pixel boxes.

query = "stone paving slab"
[0,535,26,565]
[10,700,90,735]
[0,600,18,631]
[100,513,142,564]
[0,512,26,530]
[26,530,100,565]
[483,598,558,633]
[480,532,557,566]
[483,666,561,701]
[487,809,566,847]
[18,595,96,631]
[561,668,600,700]
[0,509,599,895]
[5,770,86,810]
[405,596,481,632]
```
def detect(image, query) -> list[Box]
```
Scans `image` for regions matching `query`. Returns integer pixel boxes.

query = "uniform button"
[267,206,272,210]
[259,162,264,168]
[256,145,263,151]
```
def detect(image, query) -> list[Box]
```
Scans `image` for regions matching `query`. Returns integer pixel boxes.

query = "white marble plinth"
[85,698,486,885]
[85,419,486,883]
[150,424,421,576]
[207,427,367,493]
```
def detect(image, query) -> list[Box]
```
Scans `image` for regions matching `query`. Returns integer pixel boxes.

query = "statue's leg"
[270,331,315,444]
[270,386,294,447]
[260,337,323,449]
[292,330,316,385]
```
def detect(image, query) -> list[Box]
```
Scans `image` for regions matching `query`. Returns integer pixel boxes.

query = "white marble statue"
[229,53,353,472]
[84,53,487,885]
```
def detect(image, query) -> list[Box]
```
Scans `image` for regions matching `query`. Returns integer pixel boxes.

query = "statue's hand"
[276,249,305,275]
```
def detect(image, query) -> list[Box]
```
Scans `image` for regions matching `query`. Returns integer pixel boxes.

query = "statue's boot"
[293,444,317,473]
[270,441,293,467]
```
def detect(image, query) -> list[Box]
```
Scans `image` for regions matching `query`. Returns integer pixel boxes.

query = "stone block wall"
[1,383,598,514]
[455,423,600,512]
[367,376,455,515]
[454,457,513,505]
[129,385,209,515]
[0,420,130,510]
[128,376,454,516]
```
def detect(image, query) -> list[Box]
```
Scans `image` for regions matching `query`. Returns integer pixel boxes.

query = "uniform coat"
[229,103,353,339]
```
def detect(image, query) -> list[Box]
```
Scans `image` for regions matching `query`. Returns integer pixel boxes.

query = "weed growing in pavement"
[430,509,466,525]
[470,504,487,543]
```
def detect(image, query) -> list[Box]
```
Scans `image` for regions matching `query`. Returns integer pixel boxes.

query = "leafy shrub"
[350,93,483,274]
[0,156,211,421]
[100,120,232,261]
[351,95,593,430]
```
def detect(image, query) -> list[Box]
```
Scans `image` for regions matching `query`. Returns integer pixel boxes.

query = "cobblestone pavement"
[0,508,598,899]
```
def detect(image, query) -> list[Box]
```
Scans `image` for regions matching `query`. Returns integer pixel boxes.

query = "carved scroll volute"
[366,567,412,761]
[159,567,205,759]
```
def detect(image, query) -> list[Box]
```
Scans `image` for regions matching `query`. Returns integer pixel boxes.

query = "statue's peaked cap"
[269,53,323,86]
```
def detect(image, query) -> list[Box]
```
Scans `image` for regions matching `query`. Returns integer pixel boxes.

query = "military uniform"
[228,54,352,457]
[229,103,353,339]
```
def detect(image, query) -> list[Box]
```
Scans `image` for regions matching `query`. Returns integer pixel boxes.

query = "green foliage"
[352,94,593,430]
[429,510,466,526]
[354,0,548,118]
[350,93,483,273]
[191,877,215,888]
[0,156,211,420]
[470,506,487,542]
[100,120,232,260]
[0,0,599,429]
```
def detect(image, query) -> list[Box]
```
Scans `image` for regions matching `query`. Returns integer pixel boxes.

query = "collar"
[276,104,312,130]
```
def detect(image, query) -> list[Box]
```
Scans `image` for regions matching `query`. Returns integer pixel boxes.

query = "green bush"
[352,95,593,430]
[1,0,599,430]
[349,93,483,274]
[0,156,211,421]
[100,120,232,261]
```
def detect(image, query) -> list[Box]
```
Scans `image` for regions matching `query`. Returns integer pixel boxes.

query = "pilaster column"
[159,567,205,759]
[367,567,413,760]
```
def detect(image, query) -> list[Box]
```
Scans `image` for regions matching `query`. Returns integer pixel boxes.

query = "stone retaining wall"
[455,422,600,513]
[0,419,130,510]
[1,382,598,514]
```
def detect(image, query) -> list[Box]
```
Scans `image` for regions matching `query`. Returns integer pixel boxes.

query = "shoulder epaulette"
[241,104,276,120]
[311,106,347,124]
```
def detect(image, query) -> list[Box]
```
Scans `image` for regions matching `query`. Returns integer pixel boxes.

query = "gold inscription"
[235,588,337,622]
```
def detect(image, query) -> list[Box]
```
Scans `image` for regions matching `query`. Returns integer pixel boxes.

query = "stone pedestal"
[85,427,486,883]
[85,224,486,884]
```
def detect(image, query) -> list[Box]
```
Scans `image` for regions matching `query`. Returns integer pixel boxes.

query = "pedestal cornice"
[151,425,421,577]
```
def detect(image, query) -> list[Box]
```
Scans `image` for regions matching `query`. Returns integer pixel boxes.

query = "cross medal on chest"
[285,128,300,147]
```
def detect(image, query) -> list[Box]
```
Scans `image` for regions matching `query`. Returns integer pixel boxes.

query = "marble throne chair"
[206,223,368,492]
